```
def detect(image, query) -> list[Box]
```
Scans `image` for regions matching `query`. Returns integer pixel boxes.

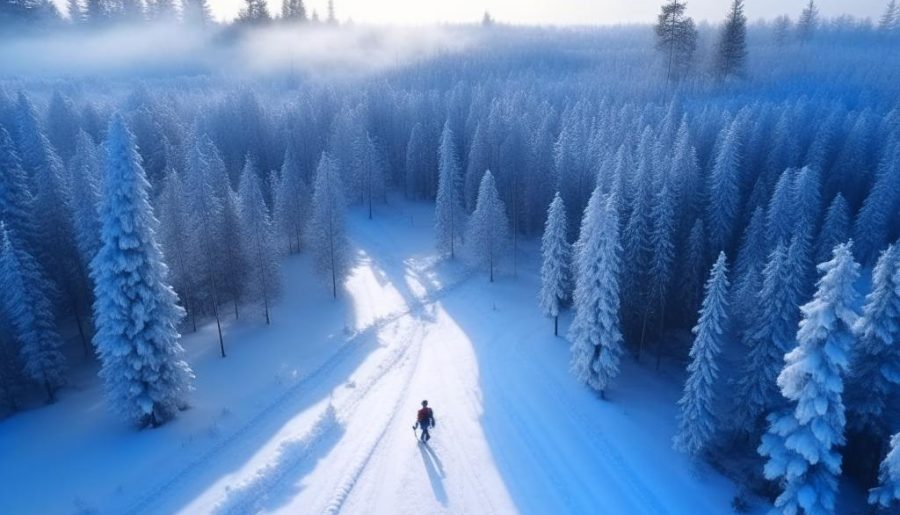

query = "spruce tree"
[846,244,900,437]
[68,130,102,270]
[678,218,707,325]
[816,194,851,266]
[352,131,384,219]
[239,162,281,325]
[732,240,804,433]
[306,152,349,299]
[706,118,742,253]
[759,243,860,515]
[539,193,572,336]
[465,170,510,282]
[157,169,197,331]
[0,126,39,254]
[0,223,66,402]
[464,123,490,212]
[273,142,310,254]
[869,432,900,508]
[674,252,729,456]
[853,142,900,265]
[649,164,677,363]
[569,189,623,397]
[281,0,306,21]
[435,121,464,258]
[797,0,819,42]
[184,131,227,356]
[91,115,193,428]
[879,0,899,33]
[715,0,747,79]
[655,0,698,93]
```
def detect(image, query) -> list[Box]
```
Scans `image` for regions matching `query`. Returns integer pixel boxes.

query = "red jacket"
[417,407,434,425]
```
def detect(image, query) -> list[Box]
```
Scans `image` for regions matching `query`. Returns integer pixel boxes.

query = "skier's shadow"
[418,443,447,505]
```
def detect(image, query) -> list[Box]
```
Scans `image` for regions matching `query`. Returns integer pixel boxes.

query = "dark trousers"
[419,423,431,441]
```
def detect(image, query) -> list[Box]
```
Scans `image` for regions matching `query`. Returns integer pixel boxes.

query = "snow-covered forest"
[2,0,900,513]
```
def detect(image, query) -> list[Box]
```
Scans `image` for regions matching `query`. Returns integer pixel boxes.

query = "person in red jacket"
[413,400,435,442]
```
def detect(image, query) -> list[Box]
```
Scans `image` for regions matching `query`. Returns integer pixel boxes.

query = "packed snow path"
[0,201,737,514]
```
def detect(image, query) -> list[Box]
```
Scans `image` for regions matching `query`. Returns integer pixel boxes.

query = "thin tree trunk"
[214,299,225,358]
[554,315,558,336]
[637,308,649,362]
[655,301,666,371]
[72,298,90,358]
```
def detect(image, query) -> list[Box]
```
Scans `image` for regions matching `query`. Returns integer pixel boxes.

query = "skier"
[413,400,436,442]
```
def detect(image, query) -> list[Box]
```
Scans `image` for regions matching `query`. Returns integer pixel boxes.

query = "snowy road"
[0,201,739,514]
[152,203,736,515]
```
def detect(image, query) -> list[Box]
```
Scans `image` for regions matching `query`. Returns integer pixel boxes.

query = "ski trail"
[124,258,469,515]
[213,317,426,515]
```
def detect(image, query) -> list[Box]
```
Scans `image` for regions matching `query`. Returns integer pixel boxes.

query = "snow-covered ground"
[0,199,740,514]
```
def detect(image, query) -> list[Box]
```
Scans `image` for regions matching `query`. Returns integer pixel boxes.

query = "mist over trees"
[0,2,899,511]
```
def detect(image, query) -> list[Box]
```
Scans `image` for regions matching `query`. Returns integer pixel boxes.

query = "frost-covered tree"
[281,0,305,21]
[540,193,572,336]
[678,218,708,325]
[435,121,465,258]
[797,0,819,42]
[870,432,900,508]
[674,252,729,456]
[853,143,900,265]
[184,131,227,356]
[715,0,747,79]
[569,189,623,398]
[220,184,248,319]
[68,130,102,271]
[352,131,384,219]
[816,194,851,266]
[706,118,742,253]
[0,126,39,254]
[879,0,900,33]
[732,239,804,433]
[655,0,698,89]
[759,242,861,515]
[465,170,510,282]
[0,223,66,402]
[846,244,900,437]
[767,168,798,249]
[239,162,281,324]
[464,123,490,212]
[157,169,198,331]
[306,152,349,299]
[273,142,310,254]
[16,93,90,350]
[649,164,677,361]
[91,115,193,428]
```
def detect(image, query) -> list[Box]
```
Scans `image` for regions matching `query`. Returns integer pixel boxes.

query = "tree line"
[0,14,898,512]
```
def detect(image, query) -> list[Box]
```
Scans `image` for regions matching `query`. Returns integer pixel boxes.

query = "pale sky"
[212,0,887,25]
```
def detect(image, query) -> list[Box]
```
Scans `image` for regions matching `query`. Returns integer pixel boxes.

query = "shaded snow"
[0,199,740,514]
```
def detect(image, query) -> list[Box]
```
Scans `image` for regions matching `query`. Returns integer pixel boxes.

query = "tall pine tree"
[569,188,623,398]
[465,170,510,282]
[91,115,193,428]
[674,252,729,456]
[539,193,572,336]
[759,242,860,515]
[306,152,349,299]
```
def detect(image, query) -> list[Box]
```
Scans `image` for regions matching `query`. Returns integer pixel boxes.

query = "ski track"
[124,256,470,515]
[216,317,426,515]
[321,320,428,515]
